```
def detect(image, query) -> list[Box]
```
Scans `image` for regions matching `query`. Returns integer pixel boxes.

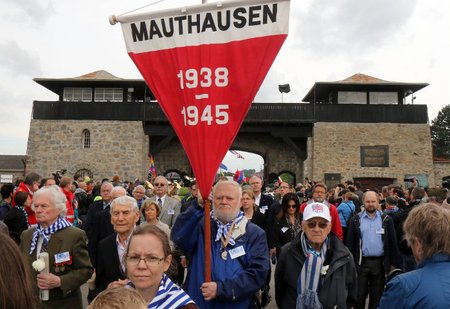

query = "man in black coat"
[85,182,113,266]
[95,196,139,295]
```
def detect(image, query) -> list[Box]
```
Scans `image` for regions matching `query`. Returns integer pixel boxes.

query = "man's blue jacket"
[171,200,269,309]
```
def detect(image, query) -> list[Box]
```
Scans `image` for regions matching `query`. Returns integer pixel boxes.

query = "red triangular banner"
[116,0,290,198]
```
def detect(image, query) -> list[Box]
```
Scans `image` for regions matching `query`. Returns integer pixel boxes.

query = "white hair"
[111,186,127,197]
[132,185,145,194]
[101,182,113,190]
[154,176,168,185]
[32,185,67,217]
[212,180,242,197]
[110,195,138,214]
[212,180,242,223]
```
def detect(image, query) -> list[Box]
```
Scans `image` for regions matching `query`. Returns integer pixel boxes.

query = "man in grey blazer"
[150,176,180,228]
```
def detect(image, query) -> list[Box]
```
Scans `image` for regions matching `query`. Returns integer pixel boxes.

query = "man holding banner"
[171,180,269,308]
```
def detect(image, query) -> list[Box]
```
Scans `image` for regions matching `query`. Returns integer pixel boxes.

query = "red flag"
[115,0,290,198]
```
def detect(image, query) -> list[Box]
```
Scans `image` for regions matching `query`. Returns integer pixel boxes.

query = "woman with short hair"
[378,203,450,308]
[140,200,171,241]
[109,224,198,308]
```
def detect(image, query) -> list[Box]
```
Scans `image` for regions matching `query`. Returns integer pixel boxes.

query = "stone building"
[26,71,449,189]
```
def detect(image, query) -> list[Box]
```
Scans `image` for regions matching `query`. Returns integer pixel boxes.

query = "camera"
[52,169,67,185]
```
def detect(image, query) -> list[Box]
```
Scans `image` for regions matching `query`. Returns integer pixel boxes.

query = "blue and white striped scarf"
[211,211,244,246]
[296,232,328,309]
[127,274,195,309]
[16,206,30,228]
[29,217,72,254]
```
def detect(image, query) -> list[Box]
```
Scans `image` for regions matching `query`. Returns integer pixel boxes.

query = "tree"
[431,104,450,159]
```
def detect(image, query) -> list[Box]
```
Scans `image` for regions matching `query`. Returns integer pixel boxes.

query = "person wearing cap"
[275,202,357,309]
[346,191,401,309]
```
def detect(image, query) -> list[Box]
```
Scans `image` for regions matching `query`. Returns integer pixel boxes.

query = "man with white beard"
[172,180,270,309]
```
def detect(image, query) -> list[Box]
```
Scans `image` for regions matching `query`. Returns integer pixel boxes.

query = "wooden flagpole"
[204,198,212,282]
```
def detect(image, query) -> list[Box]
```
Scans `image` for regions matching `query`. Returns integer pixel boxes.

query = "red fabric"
[61,187,75,224]
[129,35,287,198]
[12,182,36,225]
[300,202,344,241]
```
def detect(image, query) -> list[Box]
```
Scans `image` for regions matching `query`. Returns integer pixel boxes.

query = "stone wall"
[26,120,149,181]
[305,122,436,187]
[433,161,450,186]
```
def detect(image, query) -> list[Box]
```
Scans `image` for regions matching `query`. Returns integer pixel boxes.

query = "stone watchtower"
[26,70,154,181]
[301,73,433,189]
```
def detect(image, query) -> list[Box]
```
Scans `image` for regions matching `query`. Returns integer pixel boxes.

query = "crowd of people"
[0,172,449,309]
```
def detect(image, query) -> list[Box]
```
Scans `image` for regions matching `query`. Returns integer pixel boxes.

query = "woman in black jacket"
[274,193,302,259]
[4,191,30,243]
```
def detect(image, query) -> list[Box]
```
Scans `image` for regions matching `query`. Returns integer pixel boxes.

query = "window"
[82,129,90,149]
[75,168,93,180]
[94,88,123,102]
[63,88,92,102]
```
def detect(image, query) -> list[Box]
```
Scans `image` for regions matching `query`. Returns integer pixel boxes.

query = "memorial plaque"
[324,173,341,189]
[361,146,389,167]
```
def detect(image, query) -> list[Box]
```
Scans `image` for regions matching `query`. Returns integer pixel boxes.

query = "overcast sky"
[1,0,449,172]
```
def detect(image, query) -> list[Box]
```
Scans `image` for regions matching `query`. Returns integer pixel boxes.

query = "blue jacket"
[378,254,450,308]
[337,200,355,227]
[171,201,270,309]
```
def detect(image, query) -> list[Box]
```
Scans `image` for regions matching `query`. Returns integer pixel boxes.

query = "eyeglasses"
[306,221,329,229]
[127,256,164,266]
[287,205,298,209]
[154,183,165,187]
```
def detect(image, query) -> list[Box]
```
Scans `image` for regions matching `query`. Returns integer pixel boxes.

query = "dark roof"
[302,73,429,103]
[0,155,26,171]
[33,70,150,98]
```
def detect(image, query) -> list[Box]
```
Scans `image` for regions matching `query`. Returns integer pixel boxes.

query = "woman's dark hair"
[13,191,29,206]
[277,192,301,221]
[0,233,36,309]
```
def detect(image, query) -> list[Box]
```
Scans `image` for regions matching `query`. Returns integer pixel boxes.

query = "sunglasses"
[154,183,165,187]
[306,221,329,229]
[287,204,298,209]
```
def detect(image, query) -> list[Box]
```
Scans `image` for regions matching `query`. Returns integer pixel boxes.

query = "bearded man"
[172,180,269,309]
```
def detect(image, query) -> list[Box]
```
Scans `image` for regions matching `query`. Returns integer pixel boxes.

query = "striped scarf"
[29,217,72,254]
[128,274,195,309]
[296,232,328,309]
[16,206,30,228]
[211,211,244,246]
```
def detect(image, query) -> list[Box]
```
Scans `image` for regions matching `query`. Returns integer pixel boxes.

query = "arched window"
[75,168,93,180]
[82,129,90,149]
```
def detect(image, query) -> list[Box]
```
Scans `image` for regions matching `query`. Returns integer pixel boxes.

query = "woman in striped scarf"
[275,202,357,309]
[109,224,198,309]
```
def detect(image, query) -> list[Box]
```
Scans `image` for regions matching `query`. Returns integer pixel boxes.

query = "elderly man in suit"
[95,196,140,294]
[150,176,180,228]
[20,185,93,309]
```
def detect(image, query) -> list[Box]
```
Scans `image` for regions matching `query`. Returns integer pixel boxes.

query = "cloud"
[1,0,54,24]
[0,41,42,77]
[291,0,418,56]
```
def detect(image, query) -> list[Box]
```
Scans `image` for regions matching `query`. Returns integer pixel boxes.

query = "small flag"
[229,150,244,159]
[236,171,244,184]
[278,176,283,184]
[220,163,228,171]
[148,155,156,181]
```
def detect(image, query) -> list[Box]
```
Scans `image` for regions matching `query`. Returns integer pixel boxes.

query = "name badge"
[168,209,175,215]
[281,227,289,233]
[54,252,70,264]
[260,205,268,214]
[376,228,385,235]
[229,245,246,259]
